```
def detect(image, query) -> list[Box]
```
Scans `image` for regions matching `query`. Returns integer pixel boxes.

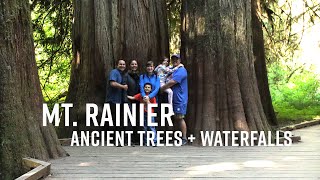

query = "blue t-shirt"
[106,69,125,103]
[172,67,188,115]
[139,73,160,99]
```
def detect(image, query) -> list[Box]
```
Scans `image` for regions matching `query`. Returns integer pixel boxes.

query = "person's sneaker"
[182,138,188,146]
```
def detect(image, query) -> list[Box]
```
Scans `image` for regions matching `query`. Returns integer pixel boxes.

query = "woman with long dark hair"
[127,59,140,100]
[126,59,141,144]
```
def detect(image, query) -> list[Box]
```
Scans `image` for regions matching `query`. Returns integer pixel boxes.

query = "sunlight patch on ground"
[131,151,140,155]
[183,160,278,176]
[185,162,240,175]
[282,156,299,161]
[242,160,276,168]
[78,162,95,167]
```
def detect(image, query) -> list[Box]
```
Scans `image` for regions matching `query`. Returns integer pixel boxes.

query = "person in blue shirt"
[106,59,128,103]
[161,54,188,145]
[139,61,160,103]
[106,59,129,146]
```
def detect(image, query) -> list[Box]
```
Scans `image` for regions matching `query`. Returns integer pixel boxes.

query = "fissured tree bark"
[181,0,272,143]
[0,0,66,179]
[251,0,277,126]
[60,0,169,137]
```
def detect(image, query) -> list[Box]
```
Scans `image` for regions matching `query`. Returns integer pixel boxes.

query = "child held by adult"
[155,57,184,104]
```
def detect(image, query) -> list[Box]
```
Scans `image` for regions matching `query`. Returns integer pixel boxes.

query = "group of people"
[105,54,188,146]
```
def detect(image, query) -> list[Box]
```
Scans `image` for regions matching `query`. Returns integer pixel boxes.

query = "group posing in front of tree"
[105,55,188,146]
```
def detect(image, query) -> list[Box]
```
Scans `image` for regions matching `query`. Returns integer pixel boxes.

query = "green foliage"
[167,0,181,54]
[262,0,320,122]
[268,63,320,121]
[31,0,73,105]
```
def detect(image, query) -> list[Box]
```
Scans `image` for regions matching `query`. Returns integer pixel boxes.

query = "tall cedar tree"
[0,0,66,179]
[181,0,273,143]
[60,0,169,137]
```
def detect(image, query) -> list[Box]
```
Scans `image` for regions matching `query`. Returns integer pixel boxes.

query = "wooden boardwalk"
[47,125,320,179]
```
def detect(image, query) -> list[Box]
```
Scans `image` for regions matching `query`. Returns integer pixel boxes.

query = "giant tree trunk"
[252,0,277,126]
[0,0,66,179]
[181,0,271,143]
[61,0,169,137]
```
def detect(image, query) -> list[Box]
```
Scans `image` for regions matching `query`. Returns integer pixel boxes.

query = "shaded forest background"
[32,0,320,125]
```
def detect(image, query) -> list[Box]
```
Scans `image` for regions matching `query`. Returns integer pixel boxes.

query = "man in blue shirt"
[106,59,129,146]
[106,59,128,103]
[161,54,188,145]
